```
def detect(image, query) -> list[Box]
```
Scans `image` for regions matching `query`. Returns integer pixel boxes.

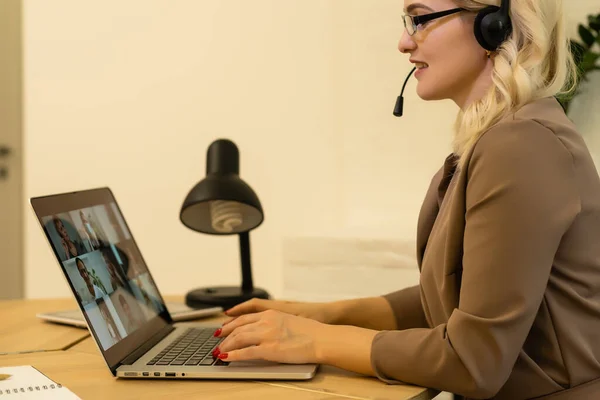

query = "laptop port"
[142,372,149,377]
[165,373,176,377]
[154,372,161,377]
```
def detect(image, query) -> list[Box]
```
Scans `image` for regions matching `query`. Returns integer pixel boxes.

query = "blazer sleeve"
[383,285,429,330]
[370,119,581,398]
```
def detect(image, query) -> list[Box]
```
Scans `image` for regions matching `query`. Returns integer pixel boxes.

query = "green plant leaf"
[579,24,596,48]
[565,11,600,116]
[581,52,600,73]
[589,15,600,32]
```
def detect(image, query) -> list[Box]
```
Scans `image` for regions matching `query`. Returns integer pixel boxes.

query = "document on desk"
[0,366,81,399]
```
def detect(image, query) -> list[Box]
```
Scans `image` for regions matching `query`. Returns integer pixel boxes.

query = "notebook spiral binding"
[0,382,63,395]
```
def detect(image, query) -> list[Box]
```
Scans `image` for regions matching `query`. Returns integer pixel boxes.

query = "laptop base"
[117,323,318,380]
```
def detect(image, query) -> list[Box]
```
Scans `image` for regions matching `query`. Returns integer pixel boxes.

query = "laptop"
[30,187,318,380]
[37,301,223,329]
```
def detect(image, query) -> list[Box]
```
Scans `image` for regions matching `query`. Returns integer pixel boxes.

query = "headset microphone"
[393,67,416,117]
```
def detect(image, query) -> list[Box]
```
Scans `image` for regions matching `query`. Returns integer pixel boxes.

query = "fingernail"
[218,352,228,360]
[212,347,221,358]
[213,328,222,337]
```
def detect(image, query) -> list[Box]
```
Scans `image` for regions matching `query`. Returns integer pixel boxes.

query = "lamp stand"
[185,232,270,310]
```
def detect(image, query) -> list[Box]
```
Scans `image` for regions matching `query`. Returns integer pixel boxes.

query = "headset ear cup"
[474,6,501,51]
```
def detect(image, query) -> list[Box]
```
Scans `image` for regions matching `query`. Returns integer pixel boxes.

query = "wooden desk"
[0,296,191,354]
[68,336,438,400]
[0,298,89,354]
[0,351,343,400]
[0,298,439,400]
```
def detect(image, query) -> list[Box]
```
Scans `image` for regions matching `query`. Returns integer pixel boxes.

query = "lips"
[410,59,429,70]
[414,65,428,78]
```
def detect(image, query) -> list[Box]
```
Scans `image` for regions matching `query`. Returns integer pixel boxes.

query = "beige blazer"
[370,97,600,399]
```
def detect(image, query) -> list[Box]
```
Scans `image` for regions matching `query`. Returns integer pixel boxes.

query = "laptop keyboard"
[146,327,227,367]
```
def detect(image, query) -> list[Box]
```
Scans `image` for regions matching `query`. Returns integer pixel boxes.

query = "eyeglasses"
[402,7,466,36]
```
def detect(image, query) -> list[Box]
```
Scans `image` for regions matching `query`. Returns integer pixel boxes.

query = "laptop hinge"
[119,325,175,366]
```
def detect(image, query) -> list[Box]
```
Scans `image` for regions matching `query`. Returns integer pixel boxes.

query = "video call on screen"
[42,203,166,350]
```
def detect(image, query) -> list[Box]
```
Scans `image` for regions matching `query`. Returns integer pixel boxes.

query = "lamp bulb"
[209,200,243,233]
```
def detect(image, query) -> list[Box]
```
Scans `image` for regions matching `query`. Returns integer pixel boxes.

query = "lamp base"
[185,286,270,310]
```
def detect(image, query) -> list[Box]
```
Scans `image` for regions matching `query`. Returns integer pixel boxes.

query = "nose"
[398,30,416,54]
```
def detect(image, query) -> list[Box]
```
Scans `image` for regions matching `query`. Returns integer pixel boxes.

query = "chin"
[416,81,445,101]
[416,87,445,101]
[415,71,453,101]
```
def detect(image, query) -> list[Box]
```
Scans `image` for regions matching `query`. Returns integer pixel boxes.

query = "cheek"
[417,28,484,97]
[443,47,486,87]
[436,26,480,68]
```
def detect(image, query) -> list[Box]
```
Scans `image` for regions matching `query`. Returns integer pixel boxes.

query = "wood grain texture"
[0,351,343,400]
[1,298,437,399]
[68,337,436,400]
[0,298,88,354]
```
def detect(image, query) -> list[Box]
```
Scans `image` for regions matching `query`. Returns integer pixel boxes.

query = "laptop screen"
[31,188,173,371]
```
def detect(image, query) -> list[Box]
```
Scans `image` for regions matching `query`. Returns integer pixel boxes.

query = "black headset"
[473,0,512,51]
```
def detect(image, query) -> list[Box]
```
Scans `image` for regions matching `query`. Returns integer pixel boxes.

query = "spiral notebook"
[0,366,81,399]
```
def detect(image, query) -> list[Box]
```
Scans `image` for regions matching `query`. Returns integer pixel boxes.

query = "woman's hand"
[224,298,336,324]
[215,309,325,364]
[214,309,379,376]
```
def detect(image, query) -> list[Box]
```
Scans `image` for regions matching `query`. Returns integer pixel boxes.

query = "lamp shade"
[180,139,264,235]
[179,138,270,309]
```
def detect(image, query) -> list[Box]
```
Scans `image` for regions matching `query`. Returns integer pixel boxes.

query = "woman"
[97,299,123,343]
[101,251,128,292]
[213,1,600,398]
[75,257,107,303]
[52,216,82,260]
[80,210,102,249]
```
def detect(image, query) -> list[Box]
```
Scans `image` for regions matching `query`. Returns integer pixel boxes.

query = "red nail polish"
[212,347,220,357]
[213,328,222,337]
[218,352,228,360]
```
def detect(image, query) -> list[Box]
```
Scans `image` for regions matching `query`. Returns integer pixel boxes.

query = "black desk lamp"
[180,139,270,309]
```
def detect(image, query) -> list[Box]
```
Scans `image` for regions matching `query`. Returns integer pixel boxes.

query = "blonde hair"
[452,0,578,170]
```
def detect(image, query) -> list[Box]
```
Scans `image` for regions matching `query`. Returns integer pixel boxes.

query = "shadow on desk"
[0,350,439,400]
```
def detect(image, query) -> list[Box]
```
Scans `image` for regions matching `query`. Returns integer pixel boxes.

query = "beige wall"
[23,0,600,300]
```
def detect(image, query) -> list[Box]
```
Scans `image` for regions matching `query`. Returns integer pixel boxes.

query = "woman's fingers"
[221,316,238,326]
[221,299,277,326]
[217,312,262,337]
[218,345,262,362]
[224,298,269,317]
[220,320,258,343]
[218,330,263,354]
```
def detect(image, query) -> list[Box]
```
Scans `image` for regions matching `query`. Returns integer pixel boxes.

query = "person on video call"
[134,277,163,315]
[118,293,143,333]
[79,210,103,249]
[97,300,123,343]
[123,248,145,279]
[76,257,107,303]
[101,251,128,292]
[212,1,600,399]
[52,216,84,260]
